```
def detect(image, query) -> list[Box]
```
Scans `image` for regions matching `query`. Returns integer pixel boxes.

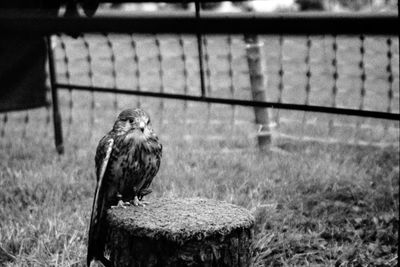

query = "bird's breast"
[107,135,161,196]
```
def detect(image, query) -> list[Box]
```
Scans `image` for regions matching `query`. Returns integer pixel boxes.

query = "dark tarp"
[0,1,61,112]
[0,35,48,112]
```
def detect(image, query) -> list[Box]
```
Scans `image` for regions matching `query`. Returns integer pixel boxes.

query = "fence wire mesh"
[1,32,399,149]
[50,34,399,147]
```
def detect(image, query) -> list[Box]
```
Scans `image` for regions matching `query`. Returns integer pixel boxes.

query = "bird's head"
[113,108,154,139]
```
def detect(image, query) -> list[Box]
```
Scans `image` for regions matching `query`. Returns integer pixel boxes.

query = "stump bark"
[106,198,254,267]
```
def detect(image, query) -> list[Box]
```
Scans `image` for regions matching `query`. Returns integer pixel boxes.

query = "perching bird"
[87,108,162,267]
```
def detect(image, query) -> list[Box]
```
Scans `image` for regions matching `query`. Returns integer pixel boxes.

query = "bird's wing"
[87,137,114,267]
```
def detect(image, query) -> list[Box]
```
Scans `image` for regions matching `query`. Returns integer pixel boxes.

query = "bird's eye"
[147,119,151,124]
[128,118,134,123]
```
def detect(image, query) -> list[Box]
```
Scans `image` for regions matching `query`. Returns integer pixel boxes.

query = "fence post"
[46,36,64,154]
[244,35,271,151]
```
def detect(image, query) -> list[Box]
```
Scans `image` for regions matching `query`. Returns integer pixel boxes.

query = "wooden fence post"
[105,198,254,267]
[245,35,271,151]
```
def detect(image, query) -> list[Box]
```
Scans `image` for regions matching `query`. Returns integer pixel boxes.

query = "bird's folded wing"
[87,137,114,266]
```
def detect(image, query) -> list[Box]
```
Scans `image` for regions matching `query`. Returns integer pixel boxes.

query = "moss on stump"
[106,197,254,267]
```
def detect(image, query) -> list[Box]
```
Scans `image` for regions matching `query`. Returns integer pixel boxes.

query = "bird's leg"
[131,196,147,207]
[137,188,152,205]
[139,188,152,199]
[130,187,148,206]
[111,193,131,208]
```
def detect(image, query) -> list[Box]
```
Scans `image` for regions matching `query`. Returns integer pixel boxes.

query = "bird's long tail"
[87,187,109,266]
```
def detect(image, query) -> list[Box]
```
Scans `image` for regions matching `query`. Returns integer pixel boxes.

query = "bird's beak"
[139,121,145,132]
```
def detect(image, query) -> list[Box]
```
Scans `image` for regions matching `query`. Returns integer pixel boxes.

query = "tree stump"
[106,198,254,267]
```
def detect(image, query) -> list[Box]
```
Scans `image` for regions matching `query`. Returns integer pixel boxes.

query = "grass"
[0,114,398,266]
[0,33,399,266]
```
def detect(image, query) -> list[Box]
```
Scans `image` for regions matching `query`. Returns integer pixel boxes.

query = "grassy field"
[0,33,399,266]
[0,117,398,266]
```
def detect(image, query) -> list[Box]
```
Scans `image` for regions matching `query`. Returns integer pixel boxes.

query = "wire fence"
[52,33,399,146]
[0,9,399,151]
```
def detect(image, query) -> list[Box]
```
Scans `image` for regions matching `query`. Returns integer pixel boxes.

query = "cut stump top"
[107,197,254,244]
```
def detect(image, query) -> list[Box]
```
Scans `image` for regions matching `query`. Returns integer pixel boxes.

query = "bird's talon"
[111,200,131,209]
[132,196,147,207]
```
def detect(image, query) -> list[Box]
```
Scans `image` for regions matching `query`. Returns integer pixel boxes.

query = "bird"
[87,108,162,267]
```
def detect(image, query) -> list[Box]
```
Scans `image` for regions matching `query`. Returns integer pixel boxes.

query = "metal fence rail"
[58,83,399,120]
[0,11,398,35]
